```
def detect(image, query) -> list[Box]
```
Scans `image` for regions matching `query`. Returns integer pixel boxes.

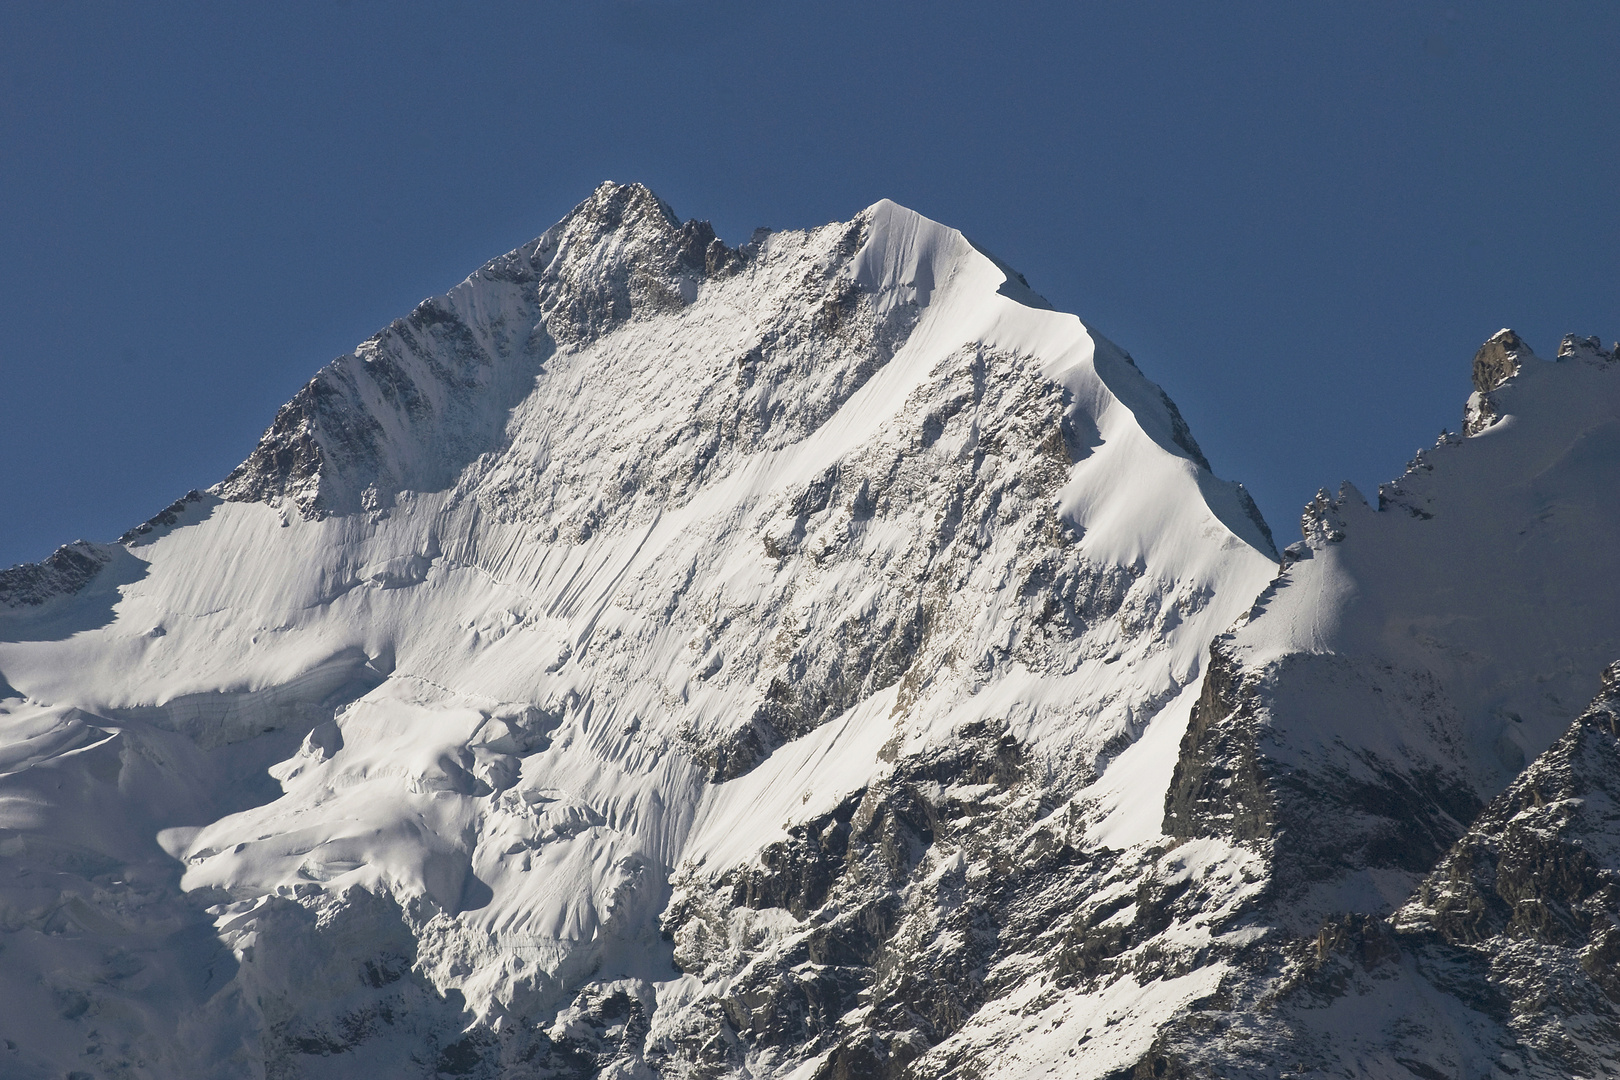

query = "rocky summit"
[2,183,1618,1079]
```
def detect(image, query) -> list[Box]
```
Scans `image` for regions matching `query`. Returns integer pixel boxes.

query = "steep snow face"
[0,183,1277,1077]
[1248,331,1620,780]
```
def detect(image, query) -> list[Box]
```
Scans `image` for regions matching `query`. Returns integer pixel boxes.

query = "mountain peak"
[0,185,1297,1080]
[1472,327,1533,395]
[1465,327,1534,435]
[212,183,752,518]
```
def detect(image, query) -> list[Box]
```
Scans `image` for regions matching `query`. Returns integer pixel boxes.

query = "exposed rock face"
[1465,327,1534,435]
[1145,661,1620,1080]
[1389,661,1620,1076]
[655,722,1266,1080]
[1163,641,1271,846]
[1556,332,1616,363]
[1472,328,1529,394]
[1166,640,1483,919]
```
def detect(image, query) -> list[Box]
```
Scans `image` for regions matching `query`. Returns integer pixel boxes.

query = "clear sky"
[3,2,1617,568]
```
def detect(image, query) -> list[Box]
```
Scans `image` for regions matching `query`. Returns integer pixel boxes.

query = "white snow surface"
[1219,335,1620,922]
[1237,338,1620,793]
[0,185,1278,1076]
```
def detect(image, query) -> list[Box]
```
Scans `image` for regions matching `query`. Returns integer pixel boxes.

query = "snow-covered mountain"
[1,183,1616,1079]
[1146,330,1620,1078]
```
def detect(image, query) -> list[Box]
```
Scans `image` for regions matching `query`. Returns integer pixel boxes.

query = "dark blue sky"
[3,2,1617,568]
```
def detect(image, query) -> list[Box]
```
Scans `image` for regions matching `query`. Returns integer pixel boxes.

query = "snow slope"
[0,183,1278,1078]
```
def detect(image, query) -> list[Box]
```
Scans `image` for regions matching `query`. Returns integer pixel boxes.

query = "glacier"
[2,182,1618,1079]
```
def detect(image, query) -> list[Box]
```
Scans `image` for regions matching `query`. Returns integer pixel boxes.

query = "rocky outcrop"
[0,539,113,607]
[1472,328,1530,395]
[1389,661,1620,1076]
[660,725,1035,1077]
[1163,641,1272,846]
[1163,639,1481,925]
[535,183,745,348]
[1555,333,1616,363]
[655,724,1262,1080]
[117,488,211,544]
[1142,660,1620,1080]
[1464,327,1533,435]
